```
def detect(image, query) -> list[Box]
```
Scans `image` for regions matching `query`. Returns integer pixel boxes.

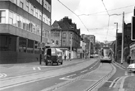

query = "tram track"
[0,60,99,91]
[41,63,116,91]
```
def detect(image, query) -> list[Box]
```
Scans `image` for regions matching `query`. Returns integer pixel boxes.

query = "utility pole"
[89,40,91,58]
[39,0,44,65]
[114,22,118,61]
[70,33,72,60]
[121,12,125,64]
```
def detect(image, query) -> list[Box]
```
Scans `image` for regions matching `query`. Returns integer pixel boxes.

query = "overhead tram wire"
[57,0,89,31]
[78,5,134,16]
[101,0,111,41]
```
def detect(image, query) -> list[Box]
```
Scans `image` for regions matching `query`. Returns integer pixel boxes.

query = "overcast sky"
[52,0,135,42]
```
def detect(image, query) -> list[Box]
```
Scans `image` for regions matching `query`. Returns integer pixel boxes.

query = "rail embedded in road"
[0,59,98,91]
[41,63,116,91]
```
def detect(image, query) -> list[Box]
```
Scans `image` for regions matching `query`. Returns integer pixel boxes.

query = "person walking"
[127,55,131,64]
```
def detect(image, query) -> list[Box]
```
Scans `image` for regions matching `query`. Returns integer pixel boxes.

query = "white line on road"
[109,77,120,88]
[0,73,7,78]
[66,74,76,77]
[33,67,41,70]
[80,70,88,73]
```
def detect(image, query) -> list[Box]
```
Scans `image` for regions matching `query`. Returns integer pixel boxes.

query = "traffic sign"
[131,16,135,41]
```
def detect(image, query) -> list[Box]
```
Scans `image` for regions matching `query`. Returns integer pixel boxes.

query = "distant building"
[0,0,51,63]
[81,34,95,57]
[51,17,81,59]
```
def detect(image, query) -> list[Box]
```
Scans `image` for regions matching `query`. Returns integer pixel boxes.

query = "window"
[35,8,38,18]
[9,11,13,25]
[40,0,42,5]
[14,0,17,4]
[0,10,6,23]
[44,0,47,9]
[26,0,29,12]
[29,22,32,32]
[56,40,59,45]
[19,16,23,29]
[13,12,17,26]
[30,4,34,15]
[20,1,24,8]
[63,33,66,37]
[23,18,27,30]
[26,19,30,31]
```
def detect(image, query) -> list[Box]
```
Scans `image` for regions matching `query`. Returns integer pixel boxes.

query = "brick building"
[51,17,81,59]
[0,0,51,63]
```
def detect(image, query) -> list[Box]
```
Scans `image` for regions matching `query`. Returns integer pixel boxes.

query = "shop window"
[19,37,27,52]
[0,10,6,23]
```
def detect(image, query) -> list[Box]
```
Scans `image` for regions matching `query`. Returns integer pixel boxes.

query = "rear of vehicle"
[44,48,63,65]
[100,47,112,63]
[127,63,135,72]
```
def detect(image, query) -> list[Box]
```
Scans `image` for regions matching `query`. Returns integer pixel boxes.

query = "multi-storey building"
[51,17,81,59]
[81,34,95,56]
[0,0,51,63]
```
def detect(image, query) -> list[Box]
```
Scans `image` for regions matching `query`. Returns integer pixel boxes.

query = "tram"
[100,47,113,63]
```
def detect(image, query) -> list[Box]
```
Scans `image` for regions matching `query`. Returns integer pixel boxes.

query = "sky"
[51,0,135,42]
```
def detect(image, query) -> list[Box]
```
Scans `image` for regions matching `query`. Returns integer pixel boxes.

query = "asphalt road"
[0,58,99,91]
[98,62,127,91]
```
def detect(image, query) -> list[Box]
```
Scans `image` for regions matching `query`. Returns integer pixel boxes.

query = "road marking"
[33,67,41,70]
[59,77,73,80]
[0,73,7,78]
[66,74,76,77]
[109,77,120,88]
[80,69,88,73]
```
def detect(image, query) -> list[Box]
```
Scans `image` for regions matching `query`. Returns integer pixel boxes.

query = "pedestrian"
[127,55,131,64]
[64,55,66,61]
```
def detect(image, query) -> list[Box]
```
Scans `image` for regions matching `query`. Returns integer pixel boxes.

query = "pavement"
[0,58,92,77]
[115,61,135,91]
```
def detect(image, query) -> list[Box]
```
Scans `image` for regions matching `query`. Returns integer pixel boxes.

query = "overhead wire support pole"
[121,12,125,64]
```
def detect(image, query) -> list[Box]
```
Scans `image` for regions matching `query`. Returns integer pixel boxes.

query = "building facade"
[0,0,51,63]
[81,34,95,57]
[51,17,81,59]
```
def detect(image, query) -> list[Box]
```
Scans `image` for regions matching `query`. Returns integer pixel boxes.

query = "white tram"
[100,47,114,63]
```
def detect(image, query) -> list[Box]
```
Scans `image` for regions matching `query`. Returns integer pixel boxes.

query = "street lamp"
[39,0,44,65]
[70,33,72,60]
[114,22,118,62]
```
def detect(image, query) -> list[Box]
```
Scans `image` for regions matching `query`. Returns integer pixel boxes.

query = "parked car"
[127,62,135,73]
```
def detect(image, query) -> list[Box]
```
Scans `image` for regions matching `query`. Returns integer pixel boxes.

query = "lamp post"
[70,33,72,60]
[114,22,118,62]
[39,0,44,65]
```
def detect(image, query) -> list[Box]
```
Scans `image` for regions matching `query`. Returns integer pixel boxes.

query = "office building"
[0,0,51,63]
